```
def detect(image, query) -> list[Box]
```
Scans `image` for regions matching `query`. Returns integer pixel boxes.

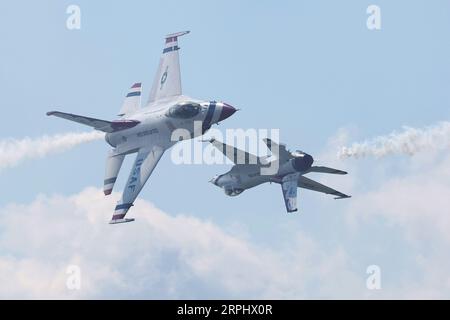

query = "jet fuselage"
[106,96,236,156]
[212,152,314,196]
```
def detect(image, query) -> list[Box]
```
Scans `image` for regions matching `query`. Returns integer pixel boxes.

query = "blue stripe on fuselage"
[203,102,216,131]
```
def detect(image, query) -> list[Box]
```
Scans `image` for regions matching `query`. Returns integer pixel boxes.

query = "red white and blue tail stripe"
[118,82,142,117]
[147,31,190,104]
[163,31,189,54]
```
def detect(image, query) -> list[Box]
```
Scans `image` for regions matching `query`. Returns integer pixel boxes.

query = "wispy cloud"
[0,187,360,299]
[0,131,104,171]
[343,149,450,299]
[338,122,450,159]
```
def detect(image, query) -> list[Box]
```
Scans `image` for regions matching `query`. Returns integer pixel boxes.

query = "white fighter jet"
[207,138,350,213]
[47,31,237,224]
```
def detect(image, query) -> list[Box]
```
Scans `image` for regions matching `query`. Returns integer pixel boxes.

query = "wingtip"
[46,111,56,116]
[335,195,351,200]
[166,30,190,38]
[109,218,135,225]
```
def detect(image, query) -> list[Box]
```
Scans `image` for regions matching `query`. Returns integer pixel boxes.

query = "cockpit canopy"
[292,150,305,157]
[166,102,201,119]
[224,186,244,197]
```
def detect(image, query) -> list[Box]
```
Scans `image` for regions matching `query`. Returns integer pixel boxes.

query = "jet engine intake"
[291,153,314,172]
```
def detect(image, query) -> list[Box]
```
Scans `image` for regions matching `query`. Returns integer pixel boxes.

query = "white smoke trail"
[338,122,450,159]
[0,131,104,171]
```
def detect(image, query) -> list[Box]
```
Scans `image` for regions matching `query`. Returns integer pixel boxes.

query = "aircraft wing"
[207,138,261,165]
[305,166,348,175]
[263,138,292,163]
[147,31,190,105]
[298,176,351,199]
[47,111,139,133]
[110,145,165,224]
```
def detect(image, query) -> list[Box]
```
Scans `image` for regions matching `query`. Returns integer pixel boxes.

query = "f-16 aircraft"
[47,31,237,224]
[207,138,350,212]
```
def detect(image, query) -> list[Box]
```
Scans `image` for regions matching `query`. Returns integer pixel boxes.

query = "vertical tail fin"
[147,31,189,105]
[118,83,142,117]
[281,173,299,213]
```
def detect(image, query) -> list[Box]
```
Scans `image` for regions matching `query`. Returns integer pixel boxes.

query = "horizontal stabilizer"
[104,152,125,195]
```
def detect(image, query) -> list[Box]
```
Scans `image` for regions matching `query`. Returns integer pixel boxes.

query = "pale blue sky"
[1,1,450,298]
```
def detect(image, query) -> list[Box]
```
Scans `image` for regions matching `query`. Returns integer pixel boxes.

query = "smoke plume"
[0,131,104,171]
[339,122,450,159]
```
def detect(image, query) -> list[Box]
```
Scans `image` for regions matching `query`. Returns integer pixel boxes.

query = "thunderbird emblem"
[160,66,168,89]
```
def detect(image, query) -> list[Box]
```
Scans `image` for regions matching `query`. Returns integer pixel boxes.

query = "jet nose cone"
[218,103,237,121]
[209,175,221,186]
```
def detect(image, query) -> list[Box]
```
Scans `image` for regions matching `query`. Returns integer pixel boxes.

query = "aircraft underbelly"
[240,173,270,189]
[109,119,166,153]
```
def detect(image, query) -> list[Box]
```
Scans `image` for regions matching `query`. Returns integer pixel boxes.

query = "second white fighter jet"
[207,138,350,213]
[47,31,237,224]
